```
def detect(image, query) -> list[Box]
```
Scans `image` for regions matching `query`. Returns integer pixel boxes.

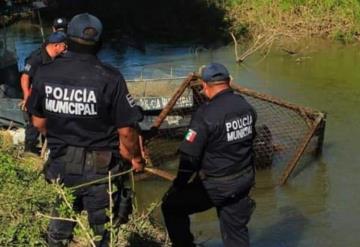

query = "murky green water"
[5,21,360,246]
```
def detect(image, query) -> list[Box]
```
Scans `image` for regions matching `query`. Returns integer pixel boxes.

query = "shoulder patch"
[185,129,197,142]
[126,93,136,107]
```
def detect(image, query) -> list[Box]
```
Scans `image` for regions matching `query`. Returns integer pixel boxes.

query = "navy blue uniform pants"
[48,183,110,247]
[24,113,40,146]
[45,150,123,247]
[162,178,255,247]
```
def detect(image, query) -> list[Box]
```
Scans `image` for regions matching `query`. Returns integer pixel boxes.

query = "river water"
[5,21,360,247]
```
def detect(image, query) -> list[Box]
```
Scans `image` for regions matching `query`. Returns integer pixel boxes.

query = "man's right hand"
[20,92,30,111]
[131,157,144,172]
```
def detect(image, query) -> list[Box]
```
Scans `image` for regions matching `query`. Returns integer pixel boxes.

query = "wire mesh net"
[131,75,325,184]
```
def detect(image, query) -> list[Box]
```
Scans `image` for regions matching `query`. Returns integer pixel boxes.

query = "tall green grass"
[0,149,56,246]
[225,0,360,41]
[0,146,168,246]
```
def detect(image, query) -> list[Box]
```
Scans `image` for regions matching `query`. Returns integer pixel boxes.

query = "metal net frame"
[136,74,326,185]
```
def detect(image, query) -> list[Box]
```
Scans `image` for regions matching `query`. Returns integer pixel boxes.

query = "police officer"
[162,63,257,247]
[21,31,67,154]
[52,17,68,33]
[26,13,144,246]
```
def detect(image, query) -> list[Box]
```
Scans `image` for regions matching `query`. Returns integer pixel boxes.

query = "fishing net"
[129,74,326,185]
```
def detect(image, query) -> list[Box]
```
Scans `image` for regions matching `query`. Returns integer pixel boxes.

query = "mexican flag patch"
[185,129,197,142]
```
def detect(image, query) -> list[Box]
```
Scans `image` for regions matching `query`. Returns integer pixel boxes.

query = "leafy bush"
[0,147,168,246]
[227,0,360,41]
[0,149,57,246]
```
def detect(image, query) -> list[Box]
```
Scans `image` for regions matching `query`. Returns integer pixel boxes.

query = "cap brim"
[204,79,230,84]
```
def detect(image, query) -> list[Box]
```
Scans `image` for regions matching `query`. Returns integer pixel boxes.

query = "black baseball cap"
[46,31,67,44]
[67,13,102,44]
[53,17,67,31]
[200,63,230,83]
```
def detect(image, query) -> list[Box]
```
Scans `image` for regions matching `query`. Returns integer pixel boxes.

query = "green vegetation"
[5,0,360,44]
[0,140,168,246]
[225,0,360,42]
[0,147,55,246]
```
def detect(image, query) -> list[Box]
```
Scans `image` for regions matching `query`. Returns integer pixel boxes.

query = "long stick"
[40,139,47,159]
[139,135,175,181]
[230,32,240,62]
[36,9,45,43]
[152,73,195,129]
[144,167,175,181]
[278,115,323,185]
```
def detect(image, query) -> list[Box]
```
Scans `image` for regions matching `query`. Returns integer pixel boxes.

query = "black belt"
[199,166,253,181]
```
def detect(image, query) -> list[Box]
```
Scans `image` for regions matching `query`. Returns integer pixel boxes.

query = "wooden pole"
[36,9,45,43]
[315,113,327,156]
[278,115,323,185]
[152,73,196,129]
[40,139,48,159]
[144,167,175,181]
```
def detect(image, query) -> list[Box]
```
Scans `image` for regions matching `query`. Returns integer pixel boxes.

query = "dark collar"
[210,88,233,101]
[40,44,53,64]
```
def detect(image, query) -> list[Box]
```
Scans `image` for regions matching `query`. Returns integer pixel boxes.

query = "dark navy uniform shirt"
[23,44,52,80]
[180,88,257,178]
[26,51,142,157]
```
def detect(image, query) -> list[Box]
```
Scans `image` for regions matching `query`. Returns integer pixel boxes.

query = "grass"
[225,0,360,42]
[0,133,169,246]
[0,146,55,246]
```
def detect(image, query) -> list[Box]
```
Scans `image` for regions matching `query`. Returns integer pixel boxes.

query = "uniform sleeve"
[23,54,41,78]
[26,80,45,117]
[179,108,208,158]
[111,76,143,128]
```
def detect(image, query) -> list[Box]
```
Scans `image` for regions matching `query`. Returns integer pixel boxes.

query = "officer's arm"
[32,115,47,135]
[173,152,199,188]
[20,74,31,102]
[118,126,143,172]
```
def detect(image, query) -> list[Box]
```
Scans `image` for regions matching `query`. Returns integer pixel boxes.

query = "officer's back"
[26,13,144,247]
[33,53,126,153]
[29,16,141,158]
[199,89,256,177]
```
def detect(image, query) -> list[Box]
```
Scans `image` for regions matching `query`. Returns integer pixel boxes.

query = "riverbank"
[3,1,360,45]
[227,0,360,43]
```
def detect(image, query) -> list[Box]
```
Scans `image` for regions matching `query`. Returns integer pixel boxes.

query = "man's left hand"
[19,100,27,112]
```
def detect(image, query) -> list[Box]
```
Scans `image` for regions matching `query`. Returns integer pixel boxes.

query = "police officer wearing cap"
[162,63,257,247]
[21,31,67,154]
[26,13,144,247]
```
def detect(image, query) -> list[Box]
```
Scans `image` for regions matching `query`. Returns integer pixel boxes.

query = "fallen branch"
[239,34,277,63]
[230,32,240,62]
[36,212,77,223]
